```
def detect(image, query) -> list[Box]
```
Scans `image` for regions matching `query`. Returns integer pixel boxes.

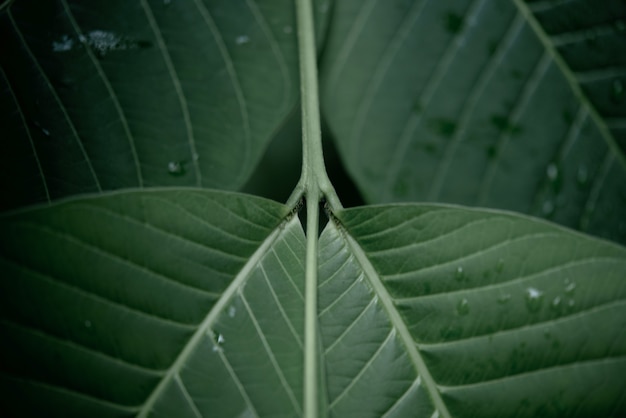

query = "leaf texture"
[1,190,625,417]
[320,0,626,244]
[334,204,626,417]
[0,0,299,210]
[0,189,302,417]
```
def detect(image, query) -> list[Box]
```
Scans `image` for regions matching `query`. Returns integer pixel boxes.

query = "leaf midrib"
[336,221,451,418]
[137,217,296,417]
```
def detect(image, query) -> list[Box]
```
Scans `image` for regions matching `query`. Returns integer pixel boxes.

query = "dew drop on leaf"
[168,161,184,175]
[456,298,470,316]
[542,200,554,215]
[454,266,465,281]
[235,35,250,45]
[525,287,544,312]
[228,306,236,318]
[565,281,576,295]
[551,296,561,312]
[546,163,558,181]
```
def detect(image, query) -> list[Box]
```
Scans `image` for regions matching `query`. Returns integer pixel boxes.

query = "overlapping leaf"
[0,0,300,210]
[2,190,624,417]
[320,0,626,244]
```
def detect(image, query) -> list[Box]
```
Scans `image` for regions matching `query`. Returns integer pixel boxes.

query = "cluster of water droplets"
[52,31,150,56]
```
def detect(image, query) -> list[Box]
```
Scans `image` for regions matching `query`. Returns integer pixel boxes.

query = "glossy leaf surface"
[1,190,624,417]
[320,0,626,243]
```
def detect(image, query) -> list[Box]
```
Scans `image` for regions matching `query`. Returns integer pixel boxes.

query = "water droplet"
[454,266,465,281]
[564,282,576,295]
[283,25,292,34]
[228,306,236,318]
[456,298,470,316]
[551,296,561,311]
[611,79,625,104]
[235,35,250,45]
[192,152,199,162]
[568,299,575,308]
[212,332,225,352]
[497,294,511,304]
[52,34,74,52]
[217,334,225,344]
[542,200,554,215]
[168,161,184,175]
[525,287,544,312]
[546,163,558,181]
[84,320,91,328]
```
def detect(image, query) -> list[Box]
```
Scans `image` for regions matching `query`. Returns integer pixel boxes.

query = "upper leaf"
[0,0,299,210]
[320,0,626,244]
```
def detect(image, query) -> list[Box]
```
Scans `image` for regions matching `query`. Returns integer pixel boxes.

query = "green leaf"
[2,190,625,417]
[320,0,626,243]
[0,0,299,210]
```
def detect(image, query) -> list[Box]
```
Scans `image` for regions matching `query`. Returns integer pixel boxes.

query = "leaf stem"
[293,0,342,416]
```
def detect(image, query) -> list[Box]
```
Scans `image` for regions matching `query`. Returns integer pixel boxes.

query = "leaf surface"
[320,0,626,243]
[0,0,299,210]
[1,190,625,417]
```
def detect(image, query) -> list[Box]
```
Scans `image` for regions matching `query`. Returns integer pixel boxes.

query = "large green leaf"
[1,189,624,416]
[0,0,299,210]
[320,0,626,243]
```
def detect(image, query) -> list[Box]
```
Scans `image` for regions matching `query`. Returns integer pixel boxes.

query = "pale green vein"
[140,0,201,186]
[322,0,378,102]
[1,319,166,376]
[239,292,302,415]
[0,66,49,202]
[0,257,196,329]
[439,356,626,390]
[385,0,489,201]
[319,272,364,317]
[580,152,614,231]
[246,0,292,114]
[428,10,523,201]
[14,221,230,297]
[193,0,250,186]
[61,0,143,187]
[329,328,395,409]
[417,299,626,349]
[270,247,305,301]
[0,375,141,414]
[7,6,101,192]
[175,375,202,418]
[214,337,260,418]
[477,51,552,205]
[323,296,376,355]
[512,0,626,170]
[339,222,451,418]
[259,263,303,348]
[381,376,422,418]
[348,0,429,156]
[137,218,290,417]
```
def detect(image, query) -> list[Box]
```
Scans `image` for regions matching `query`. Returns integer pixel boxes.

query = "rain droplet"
[217,334,225,344]
[84,320,92,328]
[565,282,576,295]
[52,34,74,52]
[611,79,625,104]
[546,163,558,181]
[497,293,511,304]
[228,306,236,318]
[167,161,184,175]
[525,287,544,313]
[576,165,589,186]
[550,296,562,313]
[542,200,554,215]
[454,266,465,281]
[456,298,470,316]
[192,152,199,162]
[283,25,293,34]
[235,35,250,45]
